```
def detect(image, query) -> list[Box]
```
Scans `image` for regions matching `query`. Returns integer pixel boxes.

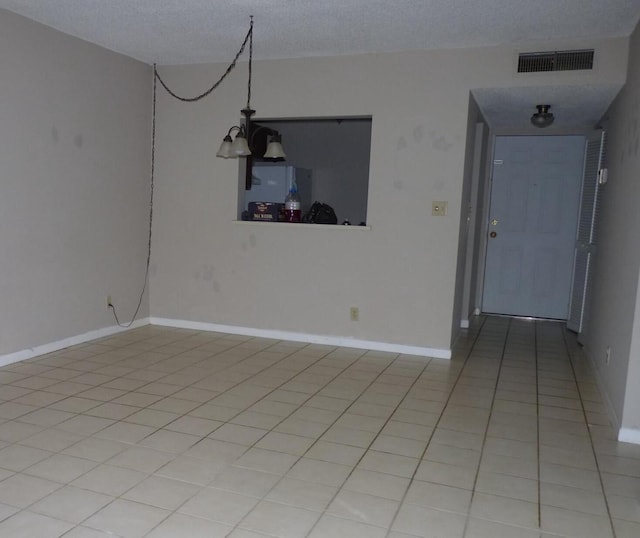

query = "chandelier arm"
[154,21,253,103]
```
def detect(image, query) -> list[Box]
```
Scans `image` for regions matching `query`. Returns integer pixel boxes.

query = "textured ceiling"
[0,0,639,65]
[473,85,624,131]
[2,1,639,130]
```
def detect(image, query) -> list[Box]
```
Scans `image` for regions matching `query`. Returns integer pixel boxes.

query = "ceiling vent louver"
[518,49,594,73]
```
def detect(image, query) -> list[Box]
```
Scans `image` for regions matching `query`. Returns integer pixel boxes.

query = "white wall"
[150,37,628,354]
[582,20,640,434]
[0,10,151,355]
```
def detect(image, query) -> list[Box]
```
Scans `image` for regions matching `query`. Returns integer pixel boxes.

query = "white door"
[482,135,585,319]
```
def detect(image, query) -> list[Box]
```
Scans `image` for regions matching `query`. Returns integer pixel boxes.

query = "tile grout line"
[4,322,627,537]
[294,354,438,537]
[459,316,513,537]
[128,335,439,535]
[5,335,353,535]
[239,350,439,536]
[561,326,618,538]
[381,316,488,538]
[136,343,365,537]
[75,338,372,535]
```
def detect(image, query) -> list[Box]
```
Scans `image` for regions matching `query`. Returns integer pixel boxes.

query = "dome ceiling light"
[531,104,555,128]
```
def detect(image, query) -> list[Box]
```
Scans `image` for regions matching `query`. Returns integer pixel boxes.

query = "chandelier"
[154,17,286,160]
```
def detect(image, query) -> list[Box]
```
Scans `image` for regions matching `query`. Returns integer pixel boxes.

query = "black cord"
[154,19,253,103]
[109,18,253,328]
[109,66,157,328]
[247,16,253,110]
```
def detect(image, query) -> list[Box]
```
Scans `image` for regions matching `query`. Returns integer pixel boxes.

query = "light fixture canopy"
[531,104,554,128]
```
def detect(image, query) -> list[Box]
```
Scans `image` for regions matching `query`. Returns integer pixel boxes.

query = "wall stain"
[213,281,221,293]
[413,126,424,143]
[74,134,83,148]
[203,265,214,281]
[428,130,456,151]
[249,234,257,248]
[432,136,454,151]
[396,136,407,151]
[393,180,404,190]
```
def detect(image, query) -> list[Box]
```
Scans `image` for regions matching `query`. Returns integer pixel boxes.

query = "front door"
[482,135,585,319]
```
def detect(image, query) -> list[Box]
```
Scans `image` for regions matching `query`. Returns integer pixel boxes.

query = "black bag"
[303,202,338,224]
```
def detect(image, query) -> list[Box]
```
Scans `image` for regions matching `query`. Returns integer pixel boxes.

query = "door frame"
[460,122,489,327]
[474,134,496,316]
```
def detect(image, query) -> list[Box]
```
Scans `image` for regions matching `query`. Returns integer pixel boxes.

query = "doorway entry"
[482,135,585,319]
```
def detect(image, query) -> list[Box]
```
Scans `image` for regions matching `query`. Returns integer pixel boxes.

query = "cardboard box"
[248,202,284,222]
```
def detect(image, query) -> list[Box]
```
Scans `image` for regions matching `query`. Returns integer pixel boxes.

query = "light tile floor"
[0,317,638,537]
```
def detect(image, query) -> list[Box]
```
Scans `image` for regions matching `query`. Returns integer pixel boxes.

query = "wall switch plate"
[432,201,448,216]
[350,307,359,321]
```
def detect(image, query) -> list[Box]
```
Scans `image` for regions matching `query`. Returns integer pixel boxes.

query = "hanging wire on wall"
[154,17,253,105]
[109,17,253,327]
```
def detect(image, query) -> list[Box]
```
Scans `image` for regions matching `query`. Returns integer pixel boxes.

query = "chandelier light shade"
[263,133,286,159]
[230,127,252,156]
[215,134,234,158]
[531,104,555,128]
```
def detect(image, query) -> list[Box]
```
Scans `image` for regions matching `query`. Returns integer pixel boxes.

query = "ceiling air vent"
[517,49,594,73]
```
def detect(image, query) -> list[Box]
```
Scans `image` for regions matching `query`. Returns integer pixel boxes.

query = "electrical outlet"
[107,295,112,308]
[605,346,611,365]
[350,307,359,321]
[432,201,448,216]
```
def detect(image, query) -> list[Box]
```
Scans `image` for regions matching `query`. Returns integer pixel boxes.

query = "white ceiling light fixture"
[531,104,555,128]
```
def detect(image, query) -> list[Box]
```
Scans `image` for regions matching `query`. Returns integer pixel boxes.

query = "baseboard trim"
[618,428,640,445]
[150,317,451,359]
[0,318,151,368]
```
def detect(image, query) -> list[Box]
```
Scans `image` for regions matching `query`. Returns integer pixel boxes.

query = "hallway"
[0,317,637,537]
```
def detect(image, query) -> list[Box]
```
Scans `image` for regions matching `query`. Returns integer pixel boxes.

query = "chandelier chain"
[154,20,253,103]
[247,16,253,110]
[110,18,253,327]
